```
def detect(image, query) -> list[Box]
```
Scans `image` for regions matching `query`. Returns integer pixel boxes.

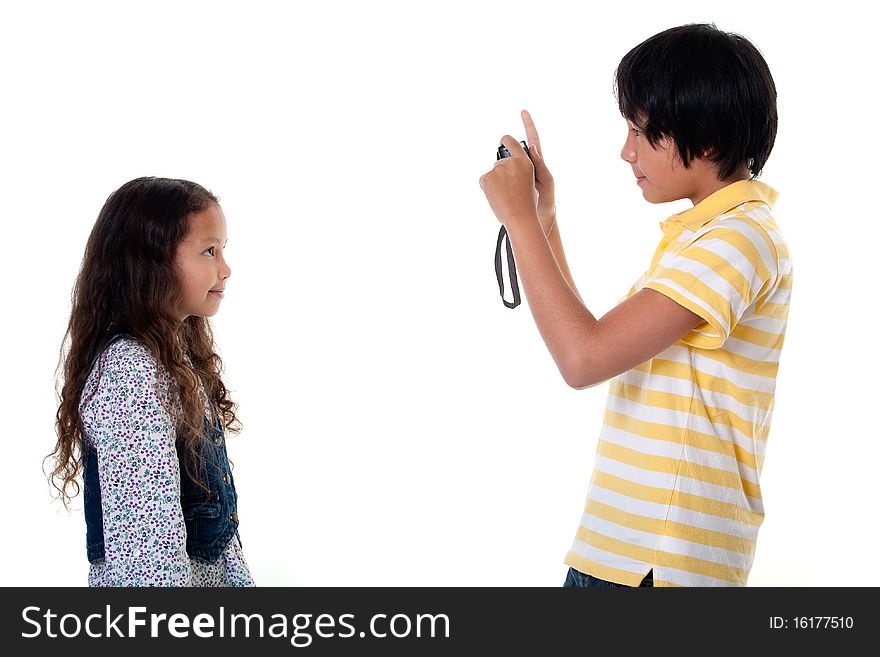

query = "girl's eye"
[631,127,642,137]
[204,246,215,257]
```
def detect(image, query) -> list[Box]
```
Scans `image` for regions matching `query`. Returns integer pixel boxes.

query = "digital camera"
[496,140,530,160]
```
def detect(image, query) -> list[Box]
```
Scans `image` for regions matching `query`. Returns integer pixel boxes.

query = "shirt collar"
[660,179,778,234]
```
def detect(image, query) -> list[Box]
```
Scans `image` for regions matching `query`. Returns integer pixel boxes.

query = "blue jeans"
[563,567,654,588]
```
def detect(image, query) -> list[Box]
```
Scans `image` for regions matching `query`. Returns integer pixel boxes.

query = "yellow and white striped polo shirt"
[564,180,792,587]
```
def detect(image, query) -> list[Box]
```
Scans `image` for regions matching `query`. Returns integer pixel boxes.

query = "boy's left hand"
[479,135,540,230]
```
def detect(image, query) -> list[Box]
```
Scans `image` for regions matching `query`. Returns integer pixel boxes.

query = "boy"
[479,23,791,587]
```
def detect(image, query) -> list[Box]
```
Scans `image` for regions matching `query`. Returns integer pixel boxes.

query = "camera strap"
[493,140,529,309]
[495,225,521,309]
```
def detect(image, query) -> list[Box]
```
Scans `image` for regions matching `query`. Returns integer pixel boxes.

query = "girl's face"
[173,204,231,322]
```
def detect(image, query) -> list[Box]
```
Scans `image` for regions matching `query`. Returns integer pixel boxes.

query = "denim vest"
[83,336,241,565]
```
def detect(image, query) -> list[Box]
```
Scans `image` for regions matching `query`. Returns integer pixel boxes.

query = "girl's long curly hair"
[48,176,240,508]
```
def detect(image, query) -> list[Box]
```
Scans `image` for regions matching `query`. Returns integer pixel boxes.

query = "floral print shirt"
[79,337,254,587]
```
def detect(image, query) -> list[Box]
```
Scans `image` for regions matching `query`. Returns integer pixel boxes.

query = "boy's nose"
[621,139,636,163]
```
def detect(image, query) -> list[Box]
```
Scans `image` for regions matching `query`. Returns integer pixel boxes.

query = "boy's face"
[620,118,725,206]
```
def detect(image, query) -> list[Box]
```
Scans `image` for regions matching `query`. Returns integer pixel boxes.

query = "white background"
[2,0,877,587]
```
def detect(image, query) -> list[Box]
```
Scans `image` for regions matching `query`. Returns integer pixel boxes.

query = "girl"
[48,176,254,586]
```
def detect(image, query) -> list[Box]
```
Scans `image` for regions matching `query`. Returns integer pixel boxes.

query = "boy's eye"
[631,127,642,137]
[204,246,215,256]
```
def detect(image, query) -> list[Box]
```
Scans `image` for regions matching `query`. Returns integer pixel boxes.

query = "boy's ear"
[698,146,723,168]
[697,148,729,180]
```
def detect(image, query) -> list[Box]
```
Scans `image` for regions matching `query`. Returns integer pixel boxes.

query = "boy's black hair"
[615,23,777,180]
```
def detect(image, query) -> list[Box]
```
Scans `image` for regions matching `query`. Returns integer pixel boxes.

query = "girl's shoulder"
[81,336,175,412]
[79,336,180,445]
[98,335,162,379]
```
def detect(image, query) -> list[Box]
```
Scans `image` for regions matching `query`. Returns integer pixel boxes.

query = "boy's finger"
[528,138,550,176]
[499,134,529,158]
[521,110,542,154]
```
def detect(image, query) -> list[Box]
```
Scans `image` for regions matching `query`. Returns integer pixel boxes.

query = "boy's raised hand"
[521,110,556,236]
[479,135,539,230]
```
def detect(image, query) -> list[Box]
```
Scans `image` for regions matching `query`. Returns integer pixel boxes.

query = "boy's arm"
[481,135,702,389]
[506,216,701,388]
[545,216,583,304]
[520,110,583,303]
